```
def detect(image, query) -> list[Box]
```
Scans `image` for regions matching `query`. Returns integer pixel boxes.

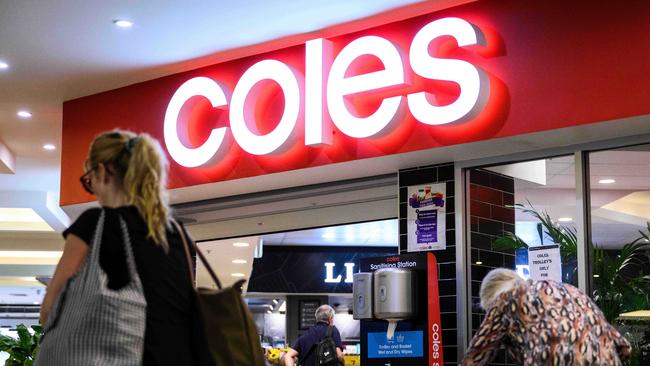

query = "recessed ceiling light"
[272,299,279,305]
[266,310,272,314]
[17,110,32,119]
[558,217,573,222]
[231,273,245,277]
[43,144,56,151]
[598,179,616,184]
[233,242,249,247]
[475,261,483,265]
[113,19,134,28]
[232,259,247,264]
[593,274,600,278]
[0,61,8,70]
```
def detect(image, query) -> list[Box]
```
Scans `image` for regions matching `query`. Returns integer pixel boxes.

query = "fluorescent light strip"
[0,251,62,258]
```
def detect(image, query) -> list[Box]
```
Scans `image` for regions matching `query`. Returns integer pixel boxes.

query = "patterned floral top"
[462,280,631,365]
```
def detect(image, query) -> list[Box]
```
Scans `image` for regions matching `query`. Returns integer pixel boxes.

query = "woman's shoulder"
[62,207,103,242]
[77,207,103,220]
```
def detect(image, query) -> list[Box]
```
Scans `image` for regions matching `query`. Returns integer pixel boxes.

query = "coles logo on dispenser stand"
[427,253,443,366]
[163,17,490,168]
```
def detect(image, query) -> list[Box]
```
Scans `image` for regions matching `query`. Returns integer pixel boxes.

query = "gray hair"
[315,305,335,323]
[480,268,524,310]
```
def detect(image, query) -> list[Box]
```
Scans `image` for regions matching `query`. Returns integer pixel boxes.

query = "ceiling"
[489,148,650,248]
[263,219,398,247]
[195,219,398,290]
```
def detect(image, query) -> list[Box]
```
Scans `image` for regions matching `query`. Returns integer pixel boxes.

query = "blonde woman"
[462,268,631,365]
[39,131,211,365]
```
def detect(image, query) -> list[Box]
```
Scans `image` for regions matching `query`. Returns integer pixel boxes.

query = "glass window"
[468,155,578,338]
[589,145,650,363]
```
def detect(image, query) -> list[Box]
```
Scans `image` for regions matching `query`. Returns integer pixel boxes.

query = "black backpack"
[301,326,339,366]
[315,326,339,366]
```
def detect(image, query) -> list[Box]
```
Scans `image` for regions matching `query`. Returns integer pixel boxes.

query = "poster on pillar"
[407,183,446,252]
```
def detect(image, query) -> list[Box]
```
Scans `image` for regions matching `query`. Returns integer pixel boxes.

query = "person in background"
[40,130,211,365]
[284,305,345,366]
[462,268,631,365]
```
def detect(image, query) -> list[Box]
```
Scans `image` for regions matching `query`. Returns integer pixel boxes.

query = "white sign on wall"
[528,245,562,282]
[407,183,446,252]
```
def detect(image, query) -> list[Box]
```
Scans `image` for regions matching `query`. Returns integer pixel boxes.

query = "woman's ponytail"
[88,130,171,251]
[122,134,170,251]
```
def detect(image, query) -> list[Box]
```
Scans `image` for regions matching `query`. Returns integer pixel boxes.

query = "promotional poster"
[407,183,446,252]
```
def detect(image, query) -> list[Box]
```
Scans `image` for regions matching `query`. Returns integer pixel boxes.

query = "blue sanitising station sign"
[368,331,424,358]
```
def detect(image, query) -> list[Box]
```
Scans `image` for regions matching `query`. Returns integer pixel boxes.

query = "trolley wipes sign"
[163,17,490,168]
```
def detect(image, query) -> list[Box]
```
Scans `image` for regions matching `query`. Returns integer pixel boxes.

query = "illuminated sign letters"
[164,17,490,168]
[324,262,355,284]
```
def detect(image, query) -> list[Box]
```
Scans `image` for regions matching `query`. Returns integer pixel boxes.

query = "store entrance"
[195,219,399,366]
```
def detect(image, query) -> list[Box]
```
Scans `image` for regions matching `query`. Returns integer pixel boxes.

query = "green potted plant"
[493,201,579,285]
[0,324,42,366]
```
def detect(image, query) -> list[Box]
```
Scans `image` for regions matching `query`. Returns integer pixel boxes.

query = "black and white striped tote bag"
[36,210,147,365]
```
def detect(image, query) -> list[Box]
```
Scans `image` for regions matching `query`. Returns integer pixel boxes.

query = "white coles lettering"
[163,77,229,168]
[327,36,406,138]
[230,59,302,155]
[407,17,489,125]
[163,17,491,168]
[305,38,333,146]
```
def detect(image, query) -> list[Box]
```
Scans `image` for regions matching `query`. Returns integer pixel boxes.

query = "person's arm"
[283,348,298,366]
[333,327,345,364]
[39,234,89,325]
[461,302,508,366]
[336,347,344,363]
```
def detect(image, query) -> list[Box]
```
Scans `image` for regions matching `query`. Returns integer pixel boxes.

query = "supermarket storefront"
[58,0,650,364]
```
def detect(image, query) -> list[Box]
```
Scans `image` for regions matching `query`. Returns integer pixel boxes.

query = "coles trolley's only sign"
[163,17,490,168]
[528,245,562,282]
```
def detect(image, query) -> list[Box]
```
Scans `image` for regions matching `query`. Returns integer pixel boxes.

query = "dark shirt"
[63,206,210,366]
[292,322,343,366]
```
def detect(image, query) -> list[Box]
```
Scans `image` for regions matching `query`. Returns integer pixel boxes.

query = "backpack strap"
[326,325,333,338]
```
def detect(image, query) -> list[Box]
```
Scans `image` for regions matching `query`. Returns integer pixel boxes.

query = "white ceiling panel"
[262,219,398,247]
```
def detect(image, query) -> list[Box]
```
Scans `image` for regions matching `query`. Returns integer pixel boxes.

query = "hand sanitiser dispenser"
[373,268,415,339]
[352,272,373,320]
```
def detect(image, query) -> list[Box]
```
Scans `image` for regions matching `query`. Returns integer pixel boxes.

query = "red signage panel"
[61,0,650,205]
